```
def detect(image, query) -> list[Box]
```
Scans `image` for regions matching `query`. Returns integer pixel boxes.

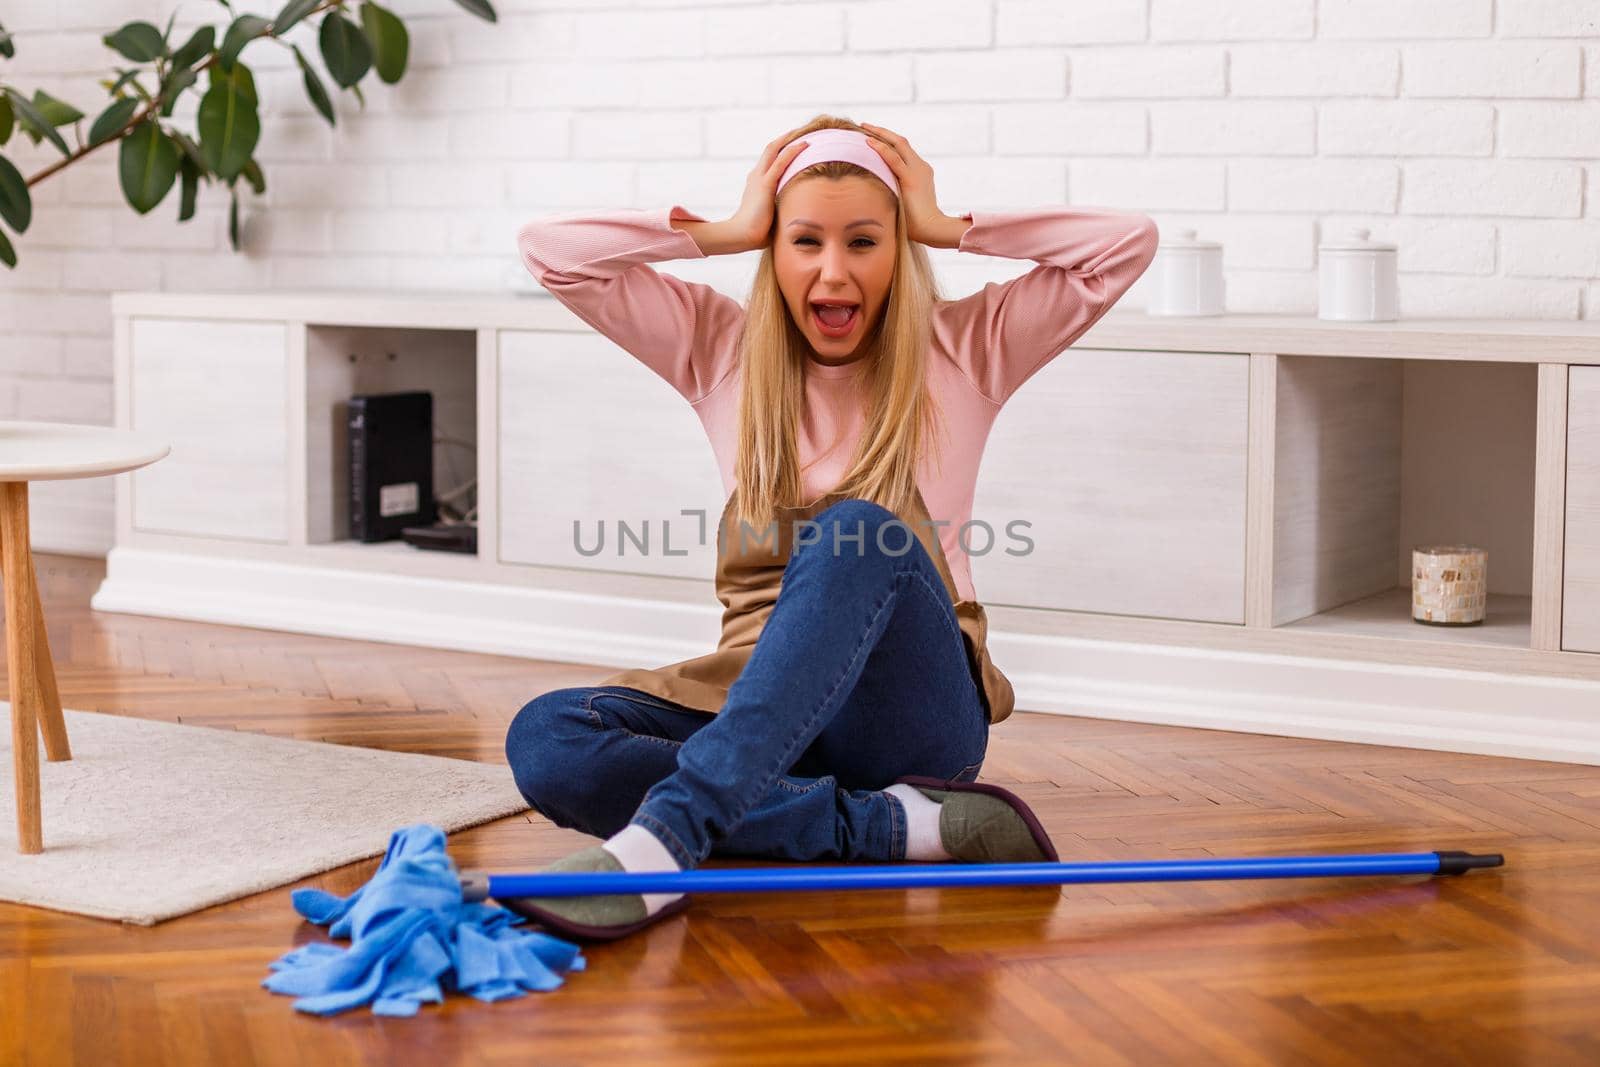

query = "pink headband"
[776,128,900,199]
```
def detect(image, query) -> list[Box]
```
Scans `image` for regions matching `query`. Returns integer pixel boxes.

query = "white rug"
[0,707,530,925]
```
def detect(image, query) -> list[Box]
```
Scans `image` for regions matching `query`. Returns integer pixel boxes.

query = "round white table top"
[0,420,171,482]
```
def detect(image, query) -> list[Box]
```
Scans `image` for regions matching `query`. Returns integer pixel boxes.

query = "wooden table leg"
[1,481,43,853]
[0,501,69,763]
[29,555,69,762]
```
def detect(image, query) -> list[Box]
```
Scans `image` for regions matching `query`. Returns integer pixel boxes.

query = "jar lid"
[1319,226,1396,252]
[1158,226,1220,250]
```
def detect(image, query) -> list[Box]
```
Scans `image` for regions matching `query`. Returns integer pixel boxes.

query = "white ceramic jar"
[1318,227,1398,322]
[1145,227,1224,317]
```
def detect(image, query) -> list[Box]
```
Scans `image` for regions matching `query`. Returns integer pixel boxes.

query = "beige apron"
[596,484,1016,725]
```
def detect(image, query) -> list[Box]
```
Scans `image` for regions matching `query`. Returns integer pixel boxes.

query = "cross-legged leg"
[505,685,710,839]
[626,497,990,869]
[504,669,986,863]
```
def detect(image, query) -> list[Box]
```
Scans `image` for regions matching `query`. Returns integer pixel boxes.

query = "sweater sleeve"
[515,205,744,406]
[931,206,1160,407]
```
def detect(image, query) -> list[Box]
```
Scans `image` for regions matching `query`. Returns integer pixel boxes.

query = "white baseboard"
[92,547,1600,767]
[999,637,1600,766]
[91,547,719,669]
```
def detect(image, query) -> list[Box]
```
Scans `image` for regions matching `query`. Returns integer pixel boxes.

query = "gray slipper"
[893,774,1059,863]
[494,845,690,942]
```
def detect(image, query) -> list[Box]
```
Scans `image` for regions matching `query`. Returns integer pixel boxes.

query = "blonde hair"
[731,114,949,531]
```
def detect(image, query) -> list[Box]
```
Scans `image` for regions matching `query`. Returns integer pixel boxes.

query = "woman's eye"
[795,238,875,248]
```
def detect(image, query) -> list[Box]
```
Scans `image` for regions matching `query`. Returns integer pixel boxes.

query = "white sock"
[600,822,684,916]
[885,783,952,862]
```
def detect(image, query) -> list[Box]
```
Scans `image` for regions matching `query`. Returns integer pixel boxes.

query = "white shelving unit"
[98,290,1600,765]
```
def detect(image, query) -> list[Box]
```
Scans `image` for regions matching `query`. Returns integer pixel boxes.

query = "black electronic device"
[400,522,477,554]
[348,391,434,543]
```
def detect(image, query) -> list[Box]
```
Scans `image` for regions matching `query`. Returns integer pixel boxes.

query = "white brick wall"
[1,0,1597,554]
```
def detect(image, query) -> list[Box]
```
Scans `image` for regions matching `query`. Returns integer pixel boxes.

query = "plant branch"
[22,0,345,188]
[25,90,159,185]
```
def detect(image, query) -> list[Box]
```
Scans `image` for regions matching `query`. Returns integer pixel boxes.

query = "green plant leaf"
[160,67,199,117]
[0,97,13,146]
[274,0,322,36]
[219,13,272,70]
[31,90,85,127]
[360,2,409,84]
[163,10,177,48]
[352,82,365,110]
[208,58,258,105]
[292,44,335,126]
[107,69,141,96]
[169,129,210,179]
[241,158,265,195]
[103,21,166,63]
[0,19,14,60]
[229,189,240,250]
[4,90,70,156]
[0,226,15,269]
[170,25,216,72]
[319,11,372,89]
[452,0,498,23]
[119,119,180,214]
[0,152,31,233]
[88,96,139,147]
[178,154,200,221]
[197,75,260,181]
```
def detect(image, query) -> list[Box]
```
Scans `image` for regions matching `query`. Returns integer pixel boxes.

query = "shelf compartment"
[305,323,478,553]
[1272,355,1538,644]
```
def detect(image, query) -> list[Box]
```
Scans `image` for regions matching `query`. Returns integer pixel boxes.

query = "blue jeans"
[504,497,990,866]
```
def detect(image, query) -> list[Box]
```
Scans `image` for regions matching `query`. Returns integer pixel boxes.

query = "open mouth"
[811,301,860,338]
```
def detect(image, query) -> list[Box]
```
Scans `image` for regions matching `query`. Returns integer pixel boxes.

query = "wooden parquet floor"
[2,553,1597,1066]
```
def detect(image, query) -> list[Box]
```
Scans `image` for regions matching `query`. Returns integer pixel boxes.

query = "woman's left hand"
[861,123,947,245]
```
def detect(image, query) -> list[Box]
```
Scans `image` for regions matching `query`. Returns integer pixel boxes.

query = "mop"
[262,825,589,1017]
[265,823,1502,1018]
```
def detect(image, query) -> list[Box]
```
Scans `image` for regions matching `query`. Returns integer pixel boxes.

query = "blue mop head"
[262,823,587,1017]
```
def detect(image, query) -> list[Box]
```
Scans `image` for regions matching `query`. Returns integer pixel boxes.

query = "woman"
[505,116,1159,940]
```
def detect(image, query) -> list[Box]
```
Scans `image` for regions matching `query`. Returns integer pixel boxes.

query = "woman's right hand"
[726,127,812,252]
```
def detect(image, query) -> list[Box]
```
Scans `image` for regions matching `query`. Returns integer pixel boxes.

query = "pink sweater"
[517,204,1160,604]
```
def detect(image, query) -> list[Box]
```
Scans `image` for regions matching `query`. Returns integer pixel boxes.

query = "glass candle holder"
[1412,544,1487,626]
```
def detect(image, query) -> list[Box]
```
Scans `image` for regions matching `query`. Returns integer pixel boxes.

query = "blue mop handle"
[462,850,1502,901]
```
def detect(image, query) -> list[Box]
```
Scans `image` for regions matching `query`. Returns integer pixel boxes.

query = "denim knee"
[793,497,920,574]
[504,688,592,822]
[814,496,896,529]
